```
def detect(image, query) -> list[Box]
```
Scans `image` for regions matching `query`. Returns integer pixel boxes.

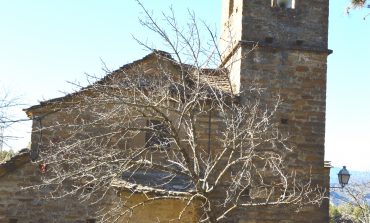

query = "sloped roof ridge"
[24,50,230,114]
[24,50,174,113]
[0,148,30,178]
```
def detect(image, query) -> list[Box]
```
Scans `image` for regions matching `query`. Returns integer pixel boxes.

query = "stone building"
[219,0,331,221]
[0,0,331,222]
[0,148,197,223]
[221,0,331,222]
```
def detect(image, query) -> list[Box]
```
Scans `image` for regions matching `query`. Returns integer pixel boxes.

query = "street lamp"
[330,166,350,189]
[337,166,350,188]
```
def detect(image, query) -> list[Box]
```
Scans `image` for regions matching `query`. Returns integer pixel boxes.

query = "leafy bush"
[0,150,14,163]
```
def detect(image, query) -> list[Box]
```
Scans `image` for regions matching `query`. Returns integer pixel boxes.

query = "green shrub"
[0,150,14,163]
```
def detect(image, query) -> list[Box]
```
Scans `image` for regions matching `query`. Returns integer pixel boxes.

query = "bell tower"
[220,0,331,222]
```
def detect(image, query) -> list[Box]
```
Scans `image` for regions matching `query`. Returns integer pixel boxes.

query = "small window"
[271,0,295,9]
[281,118,289,125]
[9,219,17,223]
[86,219,96,223]
[145,120,170,149]
[229,0,234,17]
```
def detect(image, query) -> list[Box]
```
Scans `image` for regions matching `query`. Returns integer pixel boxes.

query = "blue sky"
[1,0,369,171]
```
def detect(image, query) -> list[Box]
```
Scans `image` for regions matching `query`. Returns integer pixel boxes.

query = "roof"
[0,149,30,178]
[113,169,194,196]
[112,179,192,197]
[196,68,232,93]
[24,50,231,116]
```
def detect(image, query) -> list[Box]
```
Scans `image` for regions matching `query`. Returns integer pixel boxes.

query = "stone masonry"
[0,150,110,223]
[220,0,331,222]
[0,149,197,223]
[0,0,332,222]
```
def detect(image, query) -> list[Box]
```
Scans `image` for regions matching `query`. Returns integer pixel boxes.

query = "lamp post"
[331,166,351,189]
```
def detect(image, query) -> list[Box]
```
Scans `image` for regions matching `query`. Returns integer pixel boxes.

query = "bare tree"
[27,2,325,222]
[0,90,22,151]
[347,0,370,19]
[333,182,370,223]
[351,0,368,7]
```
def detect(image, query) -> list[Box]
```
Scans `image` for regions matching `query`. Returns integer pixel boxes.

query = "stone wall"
[118,192,198,223]
[220,0,329,53]
[219,0,331,222]
[0,150,198,223]
[241,0,329,50]
[0,149,329,223]
[221,41,330,223]
[240,48,328,159]
[0,150,102,223]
